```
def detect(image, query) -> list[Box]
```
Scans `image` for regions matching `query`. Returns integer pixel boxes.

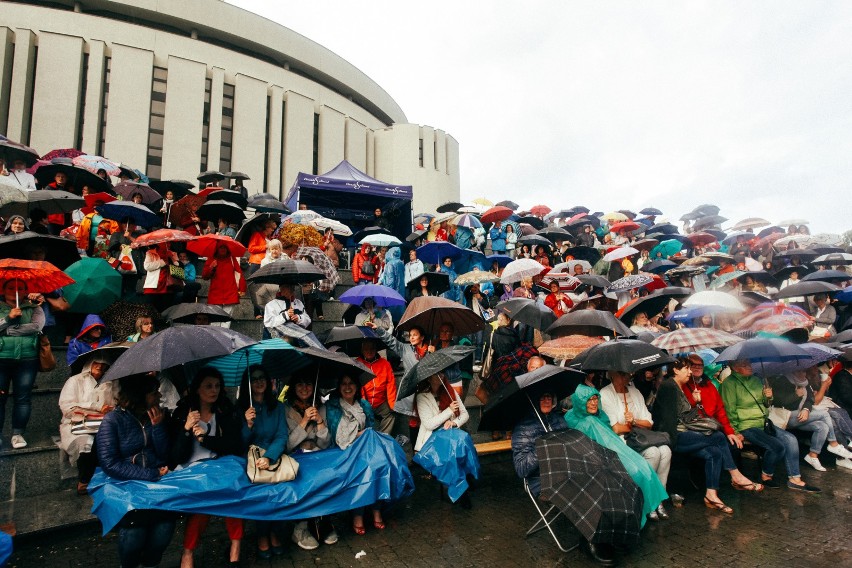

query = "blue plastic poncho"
[564,385,667,524]
[413,428,480,502]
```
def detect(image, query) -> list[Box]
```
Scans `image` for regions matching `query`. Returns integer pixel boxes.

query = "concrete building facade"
[0,0,459,215]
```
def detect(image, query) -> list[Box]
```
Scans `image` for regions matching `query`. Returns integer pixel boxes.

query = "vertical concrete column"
[366,129,375,177]
[230,73,267,190]
[281,91,315,190]
[435,130,447,173]
[103,44,153,168]
[317,105,345,172]
[265,85,284,197]
[30,32,84,152]
[160,56,206,182]
[80,40,105,154]
[420,126,435,171]
[0,28,15,136]
[6,29,36,142]
[206,67,224,171]
[344,117,367,171]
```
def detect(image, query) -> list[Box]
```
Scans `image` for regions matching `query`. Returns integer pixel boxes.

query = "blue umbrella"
[195,338,310,388]
[649,239,683,260]
[667,305,737,324]
[416,241,465,265]
[97,201,160,227]
[487,254,513,268]
[451,213,482,229]
[836,285,852,303]
[338,283,406,308]
[713,338,811,365]
[758,343,842,375]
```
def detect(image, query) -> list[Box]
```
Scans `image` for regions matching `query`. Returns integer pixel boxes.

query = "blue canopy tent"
[284,160,413,241]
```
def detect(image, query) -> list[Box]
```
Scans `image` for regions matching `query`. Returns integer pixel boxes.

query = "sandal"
[373,520,386,530]
[352,523,366,536]
[731,481,764,492]
[703,497,733,514]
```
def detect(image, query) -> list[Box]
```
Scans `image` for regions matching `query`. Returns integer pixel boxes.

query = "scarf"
[336,399,366,450]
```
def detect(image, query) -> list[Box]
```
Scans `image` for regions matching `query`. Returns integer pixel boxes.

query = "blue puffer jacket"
[96,407,170,482]
[326,396,375,448]
[511,410,567,497]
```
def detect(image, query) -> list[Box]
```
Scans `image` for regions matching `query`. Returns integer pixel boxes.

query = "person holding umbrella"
[0,279,45,449]
[263,283,311,334]
[488,220,507,254]
[544,280,573,317]
[354,297,393,333]
[202,243,246,326]
[143,243,180,312]
[247,219,277,277]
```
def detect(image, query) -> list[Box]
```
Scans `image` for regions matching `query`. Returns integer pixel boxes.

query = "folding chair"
[523,478,578,553]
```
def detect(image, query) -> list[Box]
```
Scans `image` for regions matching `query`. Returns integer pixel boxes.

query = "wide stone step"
[1,488,96,537]
[0,433,70,500]
[1,388,62,442]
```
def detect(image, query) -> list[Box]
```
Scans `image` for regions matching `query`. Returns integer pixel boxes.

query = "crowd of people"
[2,144,852,566]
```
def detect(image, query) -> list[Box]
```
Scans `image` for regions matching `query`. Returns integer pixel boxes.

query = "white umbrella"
[500,258,547,284]
[682,290,745,312]
[774,234,816,249]
[602,246,639,262]
[431,211,455,224]
[731,217,771,231]
[283,210,322,225]
[359,233,401,247]
[310,217,352,236]
[552,260,592,274]
[742,257,763,271]
[778,218,809,227]
[811,233,844,247]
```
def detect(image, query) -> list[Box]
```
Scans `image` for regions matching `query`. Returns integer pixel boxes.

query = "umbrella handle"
[525,392,548,432]
[312,367,319,408]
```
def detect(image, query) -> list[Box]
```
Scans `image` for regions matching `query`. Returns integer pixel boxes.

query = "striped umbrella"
[450,213,482,229]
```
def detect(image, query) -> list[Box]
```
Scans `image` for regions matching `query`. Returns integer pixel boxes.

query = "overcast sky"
[230,1,851,235]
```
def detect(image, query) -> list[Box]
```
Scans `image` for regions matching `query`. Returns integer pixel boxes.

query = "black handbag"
[678,406,723,434]
[625,428,671,452]
[763,417,776,436]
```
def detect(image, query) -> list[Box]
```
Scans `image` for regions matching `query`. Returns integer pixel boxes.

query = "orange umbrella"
[0,258,75,298]
[186,234,247,257]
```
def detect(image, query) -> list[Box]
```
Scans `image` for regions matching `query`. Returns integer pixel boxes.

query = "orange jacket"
[358,355,397,410]
[247,231,267,265]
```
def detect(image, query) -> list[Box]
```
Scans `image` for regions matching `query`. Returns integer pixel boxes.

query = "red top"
[202,255,246,305]
[680,379,735,436]
[544,292,573,318]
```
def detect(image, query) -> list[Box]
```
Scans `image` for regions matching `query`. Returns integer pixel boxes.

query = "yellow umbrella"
[601,211,628,222]
[472,197,493,207]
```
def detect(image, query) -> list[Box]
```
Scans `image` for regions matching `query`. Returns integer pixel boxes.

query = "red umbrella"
[530,204,552,217]
[687,232,719,246]
[480,206,514,224]
[186,234,247,257]
[132,229,196,249]
[40,148,84,161]
[609,221,641,233]
[82,192,116,213]
[197,185,227,198]
[0,258,75,295]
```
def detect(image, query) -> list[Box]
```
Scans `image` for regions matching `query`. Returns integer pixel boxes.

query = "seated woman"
[566,385,668,525]
[809,365,852,465]
[655,358,763,515]
[169,367,244,568]
[414,372,474,509]
[326,374,384,535]
[599,372,672,521]
[238,365,288,560]
[767,370,852,471]
[628,311,668,335]
[282,374,335,551]
[126,315,154,342]
[97,375,175,568]
[66,314,112,366]
[544,281,573,317]
[353,297,394,333]
[58,356,116,495]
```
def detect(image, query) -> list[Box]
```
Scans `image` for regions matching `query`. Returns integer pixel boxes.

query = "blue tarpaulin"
[89,430,414,535]
[0,531,11,567]
[413,429,481,502]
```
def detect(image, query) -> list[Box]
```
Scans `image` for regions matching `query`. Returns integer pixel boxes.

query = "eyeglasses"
[250,375,267,382]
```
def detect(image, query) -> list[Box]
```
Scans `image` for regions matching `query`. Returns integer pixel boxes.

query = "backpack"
[361,258,375,276]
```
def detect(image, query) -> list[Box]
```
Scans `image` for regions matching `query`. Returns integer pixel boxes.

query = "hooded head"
[384,246,402,263]
[76,314,109,341]
[360,243,372,255]
[565,384,610,429]
[4,215,28,234]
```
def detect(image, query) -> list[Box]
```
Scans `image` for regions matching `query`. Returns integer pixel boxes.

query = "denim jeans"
[787,407,836,450]
[742,426,801,478]
[118,516,176,568]
[675,430,737,490]
[827,407,852,445]
[0,358,39,434]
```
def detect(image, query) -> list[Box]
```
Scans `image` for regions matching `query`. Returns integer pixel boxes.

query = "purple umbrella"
[338,283,406,308]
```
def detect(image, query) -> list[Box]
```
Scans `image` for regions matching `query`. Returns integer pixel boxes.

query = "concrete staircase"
[0,269,358,536]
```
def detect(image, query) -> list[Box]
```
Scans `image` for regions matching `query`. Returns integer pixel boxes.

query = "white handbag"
[246,444,299,484]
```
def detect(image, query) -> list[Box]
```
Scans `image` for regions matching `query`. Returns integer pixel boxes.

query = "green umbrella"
[649,239,683,260]
[63,258,122,313]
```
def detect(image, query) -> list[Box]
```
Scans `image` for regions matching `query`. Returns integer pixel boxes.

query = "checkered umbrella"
[651,328,743,353]
[537,429,644,548]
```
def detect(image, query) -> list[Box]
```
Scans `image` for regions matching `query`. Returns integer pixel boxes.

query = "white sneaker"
[827,444,852,460]
[10,435,27,449]
[292,522,319,550]
[323,529,338,545]
[804,455,826,472]
[835,458,852,470]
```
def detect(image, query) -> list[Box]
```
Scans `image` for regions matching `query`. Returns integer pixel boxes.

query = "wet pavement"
[6,453,852,568]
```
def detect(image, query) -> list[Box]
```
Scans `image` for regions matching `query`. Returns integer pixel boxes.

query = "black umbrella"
[397,295,484,336]
[736,271,779,288]
[198,170,225,183]
[537,226,573,243]
[34,162,112,193]
[642,259,677,274]
[295,346,375,390]
[692,215,728,230]
[546,310,633,338]
[250,195,290,214]
[775,248,818,261]
[246,258,325,285]
[161,302,232,324]
[0,232,80,270]
[101,326,257,383]
[566,215,601,230]
[396,345,475,400]
[323,325,379,357]
[518,234,553,249]
[516,216,546,230]
[646,222,679,235]
[773,265,813,282]
[405,271,450,296]
[801,270,850,283]
[0,189,84,218]
[496,298,557,330]
[774,280,840,299]
[567,205,590,215]
[574,273,611,289]
[478,365,584,432]
[406,229,428,243]
[235,213,279,246]
[832,329,852,344]
[70,341,132,376]
[0,138,40,166]
[639,207,663,216]
[496,200,520,210]
[563,246,601,264]
[537,429,644,549]
[196,200,246,224]
[150,179,195,199]
[617,294,672,327]
[757,226,785,239]
[572,338,674,373]
[436,201,464,213]
[681,204,721,221]
[207,189,248,210]
[225,171,251,181]
[352,226,385,242]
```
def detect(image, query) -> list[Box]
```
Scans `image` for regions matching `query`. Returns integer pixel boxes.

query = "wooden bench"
[475,439,513,455]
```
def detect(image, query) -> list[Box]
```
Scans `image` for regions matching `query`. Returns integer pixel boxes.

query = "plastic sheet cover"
[89,429,414,534]
[413,429,481,502]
